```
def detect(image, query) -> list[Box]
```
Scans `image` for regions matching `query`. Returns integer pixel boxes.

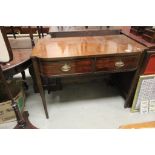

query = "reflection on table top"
[1,49,32,71]
[31,35,146,59]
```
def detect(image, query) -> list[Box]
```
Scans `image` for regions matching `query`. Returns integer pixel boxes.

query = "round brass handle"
[115,61,125,68]
[61,63,71,72]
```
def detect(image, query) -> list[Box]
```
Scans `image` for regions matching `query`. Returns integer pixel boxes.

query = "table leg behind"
[29,65,39,93]
[21,71,29,90]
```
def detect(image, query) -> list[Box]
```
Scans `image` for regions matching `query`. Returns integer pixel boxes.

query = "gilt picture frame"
[131,74,155,112]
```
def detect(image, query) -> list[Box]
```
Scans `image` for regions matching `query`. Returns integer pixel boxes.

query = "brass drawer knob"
[115,60,125,68]
[61,63,71,72]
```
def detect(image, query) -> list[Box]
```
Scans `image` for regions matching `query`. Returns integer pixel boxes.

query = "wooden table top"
[31,35,146,59]
[1,49,31,71]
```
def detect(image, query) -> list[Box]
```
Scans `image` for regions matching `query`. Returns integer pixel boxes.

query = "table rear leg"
[21,71,29,90]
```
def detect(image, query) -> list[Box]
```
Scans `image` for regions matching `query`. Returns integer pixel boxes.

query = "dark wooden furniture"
[130,26,152,36]
[4,26,38,88]
[142,28,155,43]
[1,49,32,90]
[0,66,37,129]
[5,26,49,38]
[0,50,37,128]
[31,34,147,118]
[1,49,31,76]
[50,29,121,38]
[0,27,37,129]
[122,27,155,48]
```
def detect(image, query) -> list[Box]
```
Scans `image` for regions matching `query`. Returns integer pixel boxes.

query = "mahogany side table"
[31,34,147,118]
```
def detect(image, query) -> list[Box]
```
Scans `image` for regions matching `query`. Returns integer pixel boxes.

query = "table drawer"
[96,55,139,72]
[40,59,93,76]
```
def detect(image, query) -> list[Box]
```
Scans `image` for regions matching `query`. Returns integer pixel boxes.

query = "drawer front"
[40,59,93,76]
[96,55,139,72]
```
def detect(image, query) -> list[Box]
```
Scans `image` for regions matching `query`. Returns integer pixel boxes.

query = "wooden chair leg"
[32,58,49,119]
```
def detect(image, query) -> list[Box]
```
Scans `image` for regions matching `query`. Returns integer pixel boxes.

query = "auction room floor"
[1,70,155,129]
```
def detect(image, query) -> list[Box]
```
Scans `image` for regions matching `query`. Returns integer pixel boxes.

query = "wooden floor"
[119,121,155,129]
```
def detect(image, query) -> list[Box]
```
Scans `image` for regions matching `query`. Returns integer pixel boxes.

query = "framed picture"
[0,27,13,63]
[131,74,155,112]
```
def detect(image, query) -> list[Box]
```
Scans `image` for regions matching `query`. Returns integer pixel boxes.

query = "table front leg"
[124,52,146,108]
[32,58,49,119]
